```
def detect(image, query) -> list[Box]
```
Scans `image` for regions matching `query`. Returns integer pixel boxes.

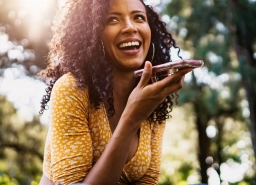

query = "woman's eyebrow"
[131,10,146,14]
[108,10,146,16]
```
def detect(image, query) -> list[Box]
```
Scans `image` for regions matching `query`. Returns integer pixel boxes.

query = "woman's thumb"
[138,61,152,88]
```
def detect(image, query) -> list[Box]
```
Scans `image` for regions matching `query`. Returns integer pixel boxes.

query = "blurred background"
[0,0,255,184]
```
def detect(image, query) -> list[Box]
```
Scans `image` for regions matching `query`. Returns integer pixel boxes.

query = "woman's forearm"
[39,174,54,185]
[83,115,141,185]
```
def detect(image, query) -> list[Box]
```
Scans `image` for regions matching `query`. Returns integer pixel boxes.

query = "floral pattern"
[43,73,165,185]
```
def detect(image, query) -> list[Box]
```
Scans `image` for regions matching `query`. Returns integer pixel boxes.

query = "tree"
[162,0,256,183]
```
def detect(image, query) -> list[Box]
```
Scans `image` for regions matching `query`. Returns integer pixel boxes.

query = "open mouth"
[117,41,141,50]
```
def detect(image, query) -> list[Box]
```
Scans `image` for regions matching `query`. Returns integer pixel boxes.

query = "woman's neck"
[112,70,137,101]
[108,70,138,132]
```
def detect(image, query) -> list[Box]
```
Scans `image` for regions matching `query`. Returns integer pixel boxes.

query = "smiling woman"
[101,0,151,71]
[37,0,202,184]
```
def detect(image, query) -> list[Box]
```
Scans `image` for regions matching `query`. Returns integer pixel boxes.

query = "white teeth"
[119,41,140,48]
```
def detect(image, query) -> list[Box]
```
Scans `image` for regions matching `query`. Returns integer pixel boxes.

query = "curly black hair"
[39,0,180,122]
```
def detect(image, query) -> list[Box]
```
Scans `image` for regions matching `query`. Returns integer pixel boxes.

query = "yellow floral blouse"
[43,73,166,185]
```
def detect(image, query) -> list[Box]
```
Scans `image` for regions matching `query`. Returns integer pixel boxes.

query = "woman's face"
[101,0,151,72]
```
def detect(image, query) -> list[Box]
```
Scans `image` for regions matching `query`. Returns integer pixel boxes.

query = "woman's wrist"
[114,110,145,136]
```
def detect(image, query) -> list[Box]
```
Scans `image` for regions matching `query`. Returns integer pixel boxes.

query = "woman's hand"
[83,61,193,185]
[122,61,193,125]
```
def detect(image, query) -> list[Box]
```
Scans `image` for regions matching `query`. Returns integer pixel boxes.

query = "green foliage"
[162,0,256,183]
[159,106,201,185]
[0,173,18,185]
[0,95,48,184]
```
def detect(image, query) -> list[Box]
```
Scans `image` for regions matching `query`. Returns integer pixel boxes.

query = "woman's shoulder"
[53,72,88,95]
[49,73,90,118]
[54,72,77,86]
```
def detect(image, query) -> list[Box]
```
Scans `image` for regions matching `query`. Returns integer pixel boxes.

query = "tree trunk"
[216,117,224,181]
[234,41,256,169]
[244,80,256,171]
[194,105,211,183]
[231,2,256,172]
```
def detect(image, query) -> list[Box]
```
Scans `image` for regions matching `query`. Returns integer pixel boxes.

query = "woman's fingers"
[126,64,192,121]
[154,67,193,95]
[133,65,192,105]
[137,61,152,88]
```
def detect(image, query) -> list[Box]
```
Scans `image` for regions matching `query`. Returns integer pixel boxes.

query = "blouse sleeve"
[43,74,93,185]
[134,122,166,185]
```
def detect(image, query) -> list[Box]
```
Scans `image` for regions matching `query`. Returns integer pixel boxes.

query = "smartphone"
[134,59,204,78]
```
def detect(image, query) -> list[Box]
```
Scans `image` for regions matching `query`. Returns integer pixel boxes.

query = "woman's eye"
[107,17,118,23]
[135,14,146,21]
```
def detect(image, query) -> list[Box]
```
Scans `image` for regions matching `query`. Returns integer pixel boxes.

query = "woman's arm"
[40,62,191,185]
[83,62,192,185]
[39,73,93,185]
[39,174,55,185]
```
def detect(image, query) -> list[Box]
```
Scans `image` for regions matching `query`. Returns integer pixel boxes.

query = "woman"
[39,0,197,184]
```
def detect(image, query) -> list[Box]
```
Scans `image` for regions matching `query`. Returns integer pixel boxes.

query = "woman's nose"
[121,19,137,34]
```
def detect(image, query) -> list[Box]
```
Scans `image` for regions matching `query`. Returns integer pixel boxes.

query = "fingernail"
[144,61,150,69]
